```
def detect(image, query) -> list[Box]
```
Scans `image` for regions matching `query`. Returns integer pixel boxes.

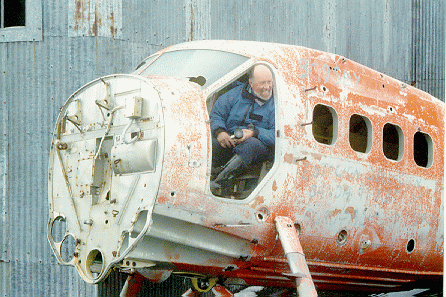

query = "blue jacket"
[210,84,275,147]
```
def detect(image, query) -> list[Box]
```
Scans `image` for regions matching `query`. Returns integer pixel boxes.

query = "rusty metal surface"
[0,1,444,296]
[68,0,122,38]
[47,40,443,295]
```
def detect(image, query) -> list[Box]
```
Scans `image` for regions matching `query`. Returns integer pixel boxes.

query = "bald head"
[248,65,273,101]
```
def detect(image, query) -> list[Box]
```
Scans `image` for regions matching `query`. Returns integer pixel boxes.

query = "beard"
[253,89,272,101]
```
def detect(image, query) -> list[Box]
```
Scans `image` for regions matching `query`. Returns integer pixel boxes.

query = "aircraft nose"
[47,74,164,283]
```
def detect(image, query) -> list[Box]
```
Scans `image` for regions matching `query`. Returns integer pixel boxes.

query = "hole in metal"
[414,131,433,168]
[86,249,104,280]
[383,123,404,161]
[312,104,338,145]
[60,234,76,263]
[406,238,416,253]
[255,207,269,222]
[294,222,302,236]
[349,114,372,154]
[51,216,67,243]
[336,230,348,245]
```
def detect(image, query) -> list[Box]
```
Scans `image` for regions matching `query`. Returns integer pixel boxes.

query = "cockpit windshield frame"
[134,49,250,89]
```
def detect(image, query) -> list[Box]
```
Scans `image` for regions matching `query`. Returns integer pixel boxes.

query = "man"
[210,64,275,194]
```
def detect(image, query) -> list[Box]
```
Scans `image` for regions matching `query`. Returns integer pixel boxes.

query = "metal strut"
[274,216,318,296]
[120,272,145,297]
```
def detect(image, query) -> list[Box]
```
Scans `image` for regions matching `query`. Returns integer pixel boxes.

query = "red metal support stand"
[120,272,145,297]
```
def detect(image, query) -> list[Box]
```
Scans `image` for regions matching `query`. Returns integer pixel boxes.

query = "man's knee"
[234,138,270,166]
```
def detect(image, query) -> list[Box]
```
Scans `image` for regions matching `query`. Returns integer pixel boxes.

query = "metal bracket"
[67,99,82,125]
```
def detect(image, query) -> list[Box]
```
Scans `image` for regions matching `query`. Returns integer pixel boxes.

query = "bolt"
[83,219,93,226]
[57,142,68,150]
[361,239,372,249]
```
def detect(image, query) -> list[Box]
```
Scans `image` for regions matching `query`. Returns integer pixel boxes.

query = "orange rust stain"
[345,206,356,219]
[92,4,101,36]
[250,196,265,209]
[329,209,342,219]
[109,12,117,36]
[283,124,294,137]
[74,0,85,32]
[272,180,278,191]
[283,153,294,164]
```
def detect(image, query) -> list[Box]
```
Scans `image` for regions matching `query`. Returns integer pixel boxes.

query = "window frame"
[382,122,404,162]
[312,103,338,146]
[349,113,373,154]
[0,0,42,42]
[413,131,434,168]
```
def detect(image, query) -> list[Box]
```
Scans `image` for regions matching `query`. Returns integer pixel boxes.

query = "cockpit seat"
[211,160,273,199]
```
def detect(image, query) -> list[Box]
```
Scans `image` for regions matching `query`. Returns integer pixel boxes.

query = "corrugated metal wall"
[0,0,443,296]
[411,0,445,100]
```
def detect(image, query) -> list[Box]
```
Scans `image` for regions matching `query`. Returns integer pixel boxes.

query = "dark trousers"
[212,137,273,168]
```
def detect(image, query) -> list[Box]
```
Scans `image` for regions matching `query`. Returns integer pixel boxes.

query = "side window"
[1,0,26,27]
[414,131,433,168]
[383,123,404,161]
[349,114,372,153]
[0,0,42,42]
[312,104,338,145]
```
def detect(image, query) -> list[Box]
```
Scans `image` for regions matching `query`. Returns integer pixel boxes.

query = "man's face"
[249,65,273,101]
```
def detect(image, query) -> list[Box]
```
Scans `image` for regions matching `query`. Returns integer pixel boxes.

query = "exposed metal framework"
[0,0,444,296]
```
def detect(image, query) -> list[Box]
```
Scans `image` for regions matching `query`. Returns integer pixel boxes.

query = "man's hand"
[217,131,236,148]
[234,129,254,145]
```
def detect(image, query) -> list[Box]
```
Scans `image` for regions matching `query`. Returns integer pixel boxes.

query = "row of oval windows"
[312,104,434,168]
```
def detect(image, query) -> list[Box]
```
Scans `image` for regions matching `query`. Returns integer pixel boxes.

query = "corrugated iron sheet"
[209,0,444,99]
[0,262,9,297]
[68,0,123,38]
[0,0,443,296]
[98,271,193,297]
[412,0,445,100]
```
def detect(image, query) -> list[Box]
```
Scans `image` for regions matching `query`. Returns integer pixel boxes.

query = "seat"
[212,160,273,199]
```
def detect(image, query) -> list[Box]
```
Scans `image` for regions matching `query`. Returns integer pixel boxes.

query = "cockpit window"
[137,49,249,88]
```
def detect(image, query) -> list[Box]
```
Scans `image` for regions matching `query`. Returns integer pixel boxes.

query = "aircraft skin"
[47,40,444,295]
